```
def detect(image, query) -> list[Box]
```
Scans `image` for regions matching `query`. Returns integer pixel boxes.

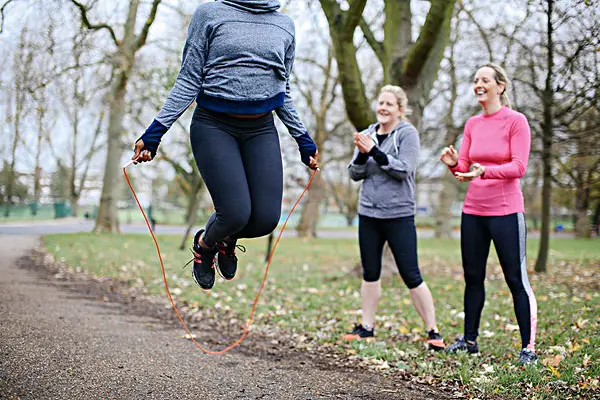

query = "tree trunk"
[319,0,372,131]
[345,214,354,227]
[179,177,203,250]
[593,202,600,237]
[33,91,47,211]
[535,150,551,272]
[6,111,20,218]
[534,0,554,273]
[574,186,590,238]
[94,70,128,232]
[396,0,456,130]
[320,0,456,132]
[80,0,161,233]
[296,172,324,238]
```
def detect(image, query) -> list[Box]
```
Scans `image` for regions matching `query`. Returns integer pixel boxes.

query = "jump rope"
[122,159,318,355]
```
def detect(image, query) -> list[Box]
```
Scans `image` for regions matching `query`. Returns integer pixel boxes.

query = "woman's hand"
[455,163,485,182]
[440,145,458,167]
[307,149,319,171]
[132,139,153,164]
[354,132,375,153]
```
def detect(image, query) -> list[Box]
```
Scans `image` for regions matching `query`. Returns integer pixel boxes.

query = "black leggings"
[190,107,283,247]
[358,215,423,288]
[461,212,537,349]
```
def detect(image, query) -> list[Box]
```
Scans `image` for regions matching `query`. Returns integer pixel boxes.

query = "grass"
[3,204,580,233]
[43,233,600,399]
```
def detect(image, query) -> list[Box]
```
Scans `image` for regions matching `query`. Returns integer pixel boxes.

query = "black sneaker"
[215,238,245,280]
[342,324,375,341]
[518,348,538,365]
[190,229,217,290]
[425,330,446,351]
[445,337,479,354]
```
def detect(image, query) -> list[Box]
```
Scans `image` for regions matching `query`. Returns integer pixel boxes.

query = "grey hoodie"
[141,0,313,156]
[221,0,280,12]
[348,121,420,219]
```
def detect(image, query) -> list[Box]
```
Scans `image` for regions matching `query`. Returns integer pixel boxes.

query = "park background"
[1,0,599,398]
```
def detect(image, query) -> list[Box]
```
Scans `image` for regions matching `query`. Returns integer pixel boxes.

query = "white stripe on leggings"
[518,212,537,350]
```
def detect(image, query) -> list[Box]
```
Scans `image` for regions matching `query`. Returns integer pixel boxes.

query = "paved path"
[0,235,451,399]
[0,218,577,239]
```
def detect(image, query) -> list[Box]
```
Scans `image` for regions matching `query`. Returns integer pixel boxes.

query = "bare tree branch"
[345,0,368,35]
[134,0,162,50]
[458,2,493,62]
[77,111,104,189]
[69,0,119,46]
[0,0,15,34]
[359,17,385,65]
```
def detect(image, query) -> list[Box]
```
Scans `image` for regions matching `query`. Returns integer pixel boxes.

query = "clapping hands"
[440,145,485,181]
[354,132,375,153]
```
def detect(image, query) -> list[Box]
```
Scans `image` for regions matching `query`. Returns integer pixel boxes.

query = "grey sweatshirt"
[140,0,315,160]
[348,121,420,219]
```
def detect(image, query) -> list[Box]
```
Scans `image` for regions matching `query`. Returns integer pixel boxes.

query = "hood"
[366,121,410,157]
[221,0,280,13]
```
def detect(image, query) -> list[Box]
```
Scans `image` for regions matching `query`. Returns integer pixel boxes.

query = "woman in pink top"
[440,63,538,365]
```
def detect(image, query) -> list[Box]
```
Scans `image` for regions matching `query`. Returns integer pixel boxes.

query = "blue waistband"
[196,92,285,114]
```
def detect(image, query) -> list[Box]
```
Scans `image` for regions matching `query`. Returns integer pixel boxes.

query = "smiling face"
[473,67,505,106]
[376,92,403,126]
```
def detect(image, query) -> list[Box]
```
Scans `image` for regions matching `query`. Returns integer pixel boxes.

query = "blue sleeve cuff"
[137,119,168,158]
[294,131,317,166]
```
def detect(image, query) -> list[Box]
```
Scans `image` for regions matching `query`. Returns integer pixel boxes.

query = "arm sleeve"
[348,147,369,181]
[449,121,473,174]
[379,126,419,181]
[274,33,317,163]
[481,114,531,180]
[138,9,208,155]
[274,36,308,140]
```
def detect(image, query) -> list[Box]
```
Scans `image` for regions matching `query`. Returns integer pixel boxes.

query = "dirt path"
[0,235,453,399]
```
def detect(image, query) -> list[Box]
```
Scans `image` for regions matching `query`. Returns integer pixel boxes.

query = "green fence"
[0,202,84,221]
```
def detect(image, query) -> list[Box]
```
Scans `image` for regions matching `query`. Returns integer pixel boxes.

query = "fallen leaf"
[568,342,581,353]
[582,354,591,367]
[542,354,564,367]
[548,364,561,378]
[574,318,588,329]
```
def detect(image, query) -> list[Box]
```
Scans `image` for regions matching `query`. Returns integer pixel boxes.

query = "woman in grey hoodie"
[131,0,318,290]
[343,85,445,350]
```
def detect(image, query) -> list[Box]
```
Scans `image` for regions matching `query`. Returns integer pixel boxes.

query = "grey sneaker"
[518,348,538,365]
[445,337,479,354]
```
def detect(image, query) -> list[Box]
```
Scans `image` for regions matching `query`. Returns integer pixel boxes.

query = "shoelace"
[218,242,246,261]
[183,248,214,269]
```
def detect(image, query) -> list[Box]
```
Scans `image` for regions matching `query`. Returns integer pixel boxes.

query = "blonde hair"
[379,84,412,119]
[483,63,512,108]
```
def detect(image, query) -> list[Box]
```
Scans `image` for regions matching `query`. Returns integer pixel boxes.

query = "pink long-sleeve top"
[450,106,531,216]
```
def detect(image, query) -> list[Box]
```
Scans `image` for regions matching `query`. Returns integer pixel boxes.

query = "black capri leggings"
[358,214,424,288]
[190,107,283,247]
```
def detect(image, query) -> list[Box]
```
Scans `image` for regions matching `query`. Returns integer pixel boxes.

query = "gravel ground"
[0,235,453,400]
